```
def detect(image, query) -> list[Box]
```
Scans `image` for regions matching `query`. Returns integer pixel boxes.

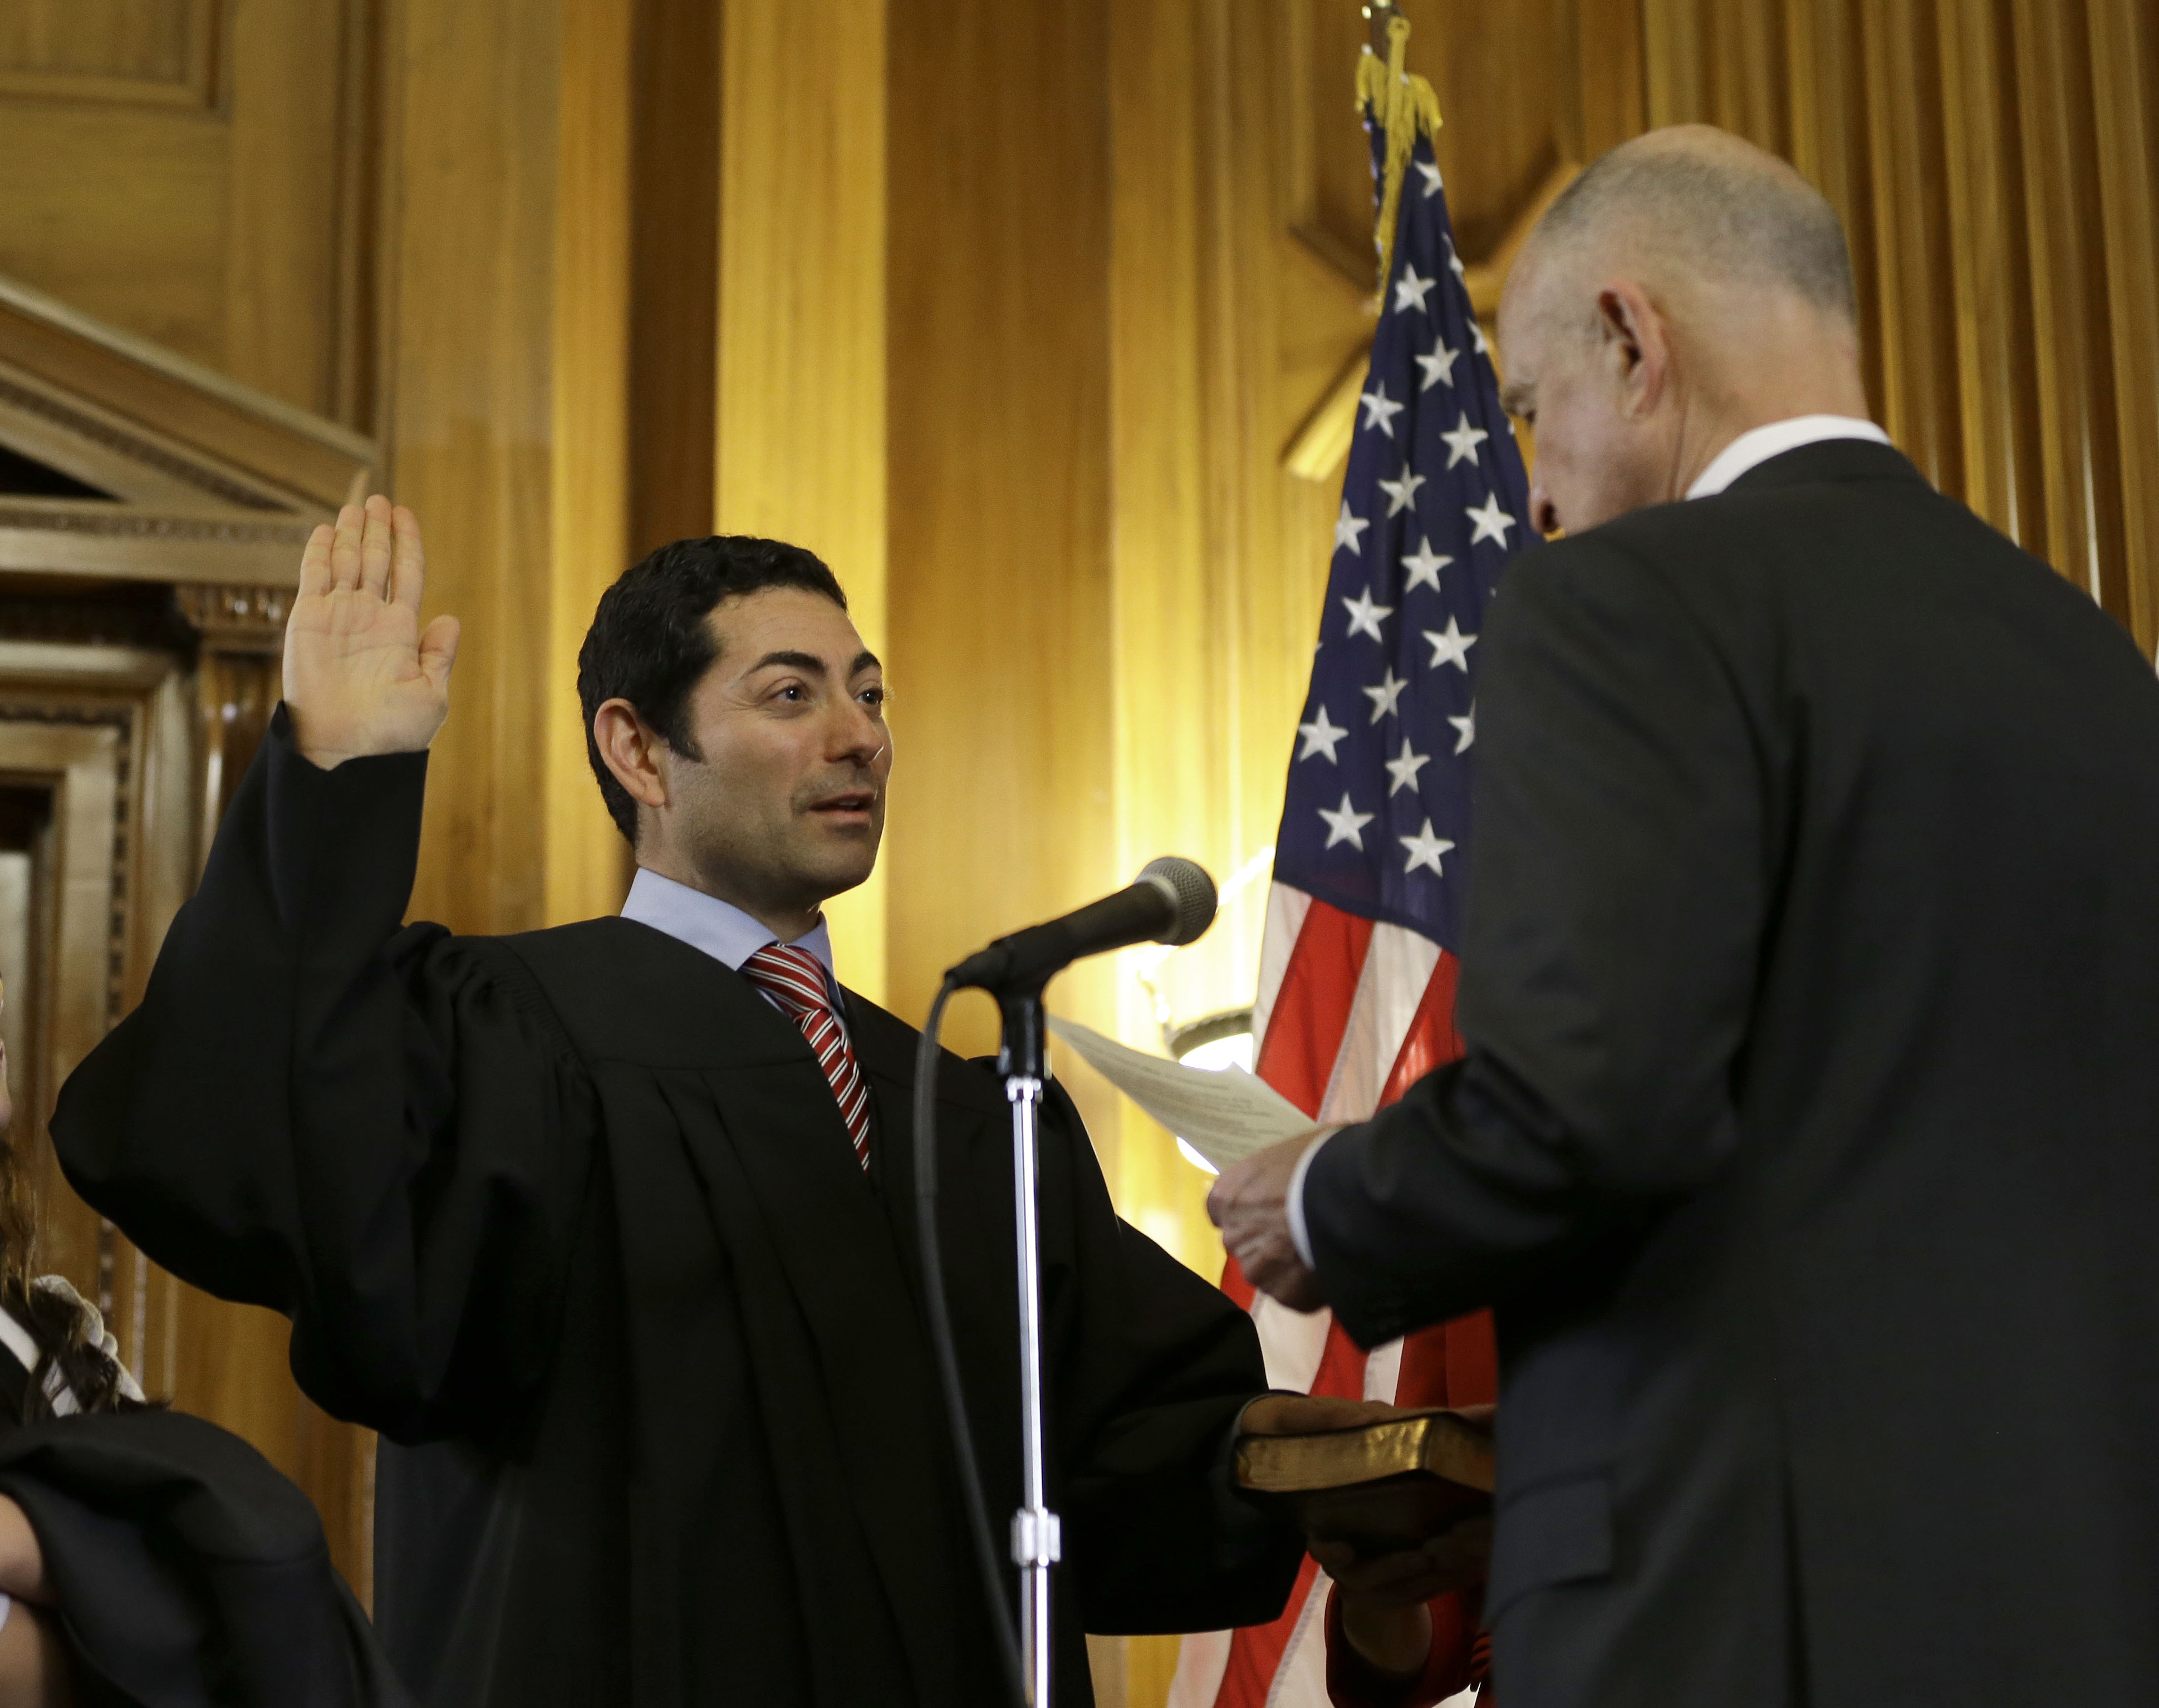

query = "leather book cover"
[1235,1407,1495,1553]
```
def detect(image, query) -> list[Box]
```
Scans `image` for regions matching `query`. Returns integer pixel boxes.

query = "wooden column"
[380,0,632,935]
[884,0,1115,1053]
[2086,0,2159,655]
[716,0,890,1002]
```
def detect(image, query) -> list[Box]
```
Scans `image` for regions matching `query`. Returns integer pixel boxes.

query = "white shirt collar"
[620,867,838,981]
[1685,415,1893,500]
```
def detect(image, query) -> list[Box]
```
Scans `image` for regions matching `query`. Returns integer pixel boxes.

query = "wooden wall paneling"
[1721,0,1791,153]
[0,101,228,369]
[1578,0,1648,159]
[1783,0,1888,421]
[2009,0,2127,615]
[717,0,889,1004]
[1643,0,1707,127]
[885,0,1114,1057]
[222,0,356,417]
[1857,0,1961,490]
[626,0,720,560]
[2086,0,2159,656]
[382,0,558,936]
[1935,0,2044,546]
[331,0,385,430]
[0,0,215,104]
[2072,0,2159,656]
[1645,0,1789,150]
[1102,0,1221,1309]
[547,0,635,928]
[0,0,378,425]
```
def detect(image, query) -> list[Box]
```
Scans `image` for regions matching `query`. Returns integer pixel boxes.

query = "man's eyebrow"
[747,649,830,676]
[850,650,881,676]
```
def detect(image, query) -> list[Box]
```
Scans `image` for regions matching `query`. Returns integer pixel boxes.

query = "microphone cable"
[913,975,1028,1706]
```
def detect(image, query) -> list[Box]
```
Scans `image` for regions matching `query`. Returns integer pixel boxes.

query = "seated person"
[0,979,409,1707]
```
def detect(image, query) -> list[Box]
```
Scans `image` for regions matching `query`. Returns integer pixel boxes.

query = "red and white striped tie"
[739,943,872,1170]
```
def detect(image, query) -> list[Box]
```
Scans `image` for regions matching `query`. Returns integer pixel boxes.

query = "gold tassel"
[1356,13,1445,299]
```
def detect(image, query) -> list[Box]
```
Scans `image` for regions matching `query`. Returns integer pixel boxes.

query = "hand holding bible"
[284,495,461,768]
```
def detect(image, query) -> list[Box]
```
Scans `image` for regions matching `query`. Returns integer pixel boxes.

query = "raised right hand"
[283,495,461,768]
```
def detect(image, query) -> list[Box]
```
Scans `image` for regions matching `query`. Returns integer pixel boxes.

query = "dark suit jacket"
[1302,440,2159,1707]
[51,713,1299,1708]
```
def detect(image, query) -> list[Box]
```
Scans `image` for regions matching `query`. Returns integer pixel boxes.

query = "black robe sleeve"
[51,713,597,1442]
[1302,534,1770,1346]
[1040,1080,1303,1634]
[0,1410,410,1707]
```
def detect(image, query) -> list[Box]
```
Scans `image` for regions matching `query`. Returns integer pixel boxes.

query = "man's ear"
[1594,281,1669,420]
[593,699,670,817]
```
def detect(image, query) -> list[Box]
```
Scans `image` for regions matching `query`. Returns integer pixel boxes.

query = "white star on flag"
[1334,500,1371,556]
[1384,739,1431,796]
[1319,793,1376,850]
[1401,537,1453,593]
[1362,667,1408,723]
[1377,468,1426,517]
[1393,264,1437,315]
[1471,320,1489,356]
[1296,704,1348,762]
[1449,704,1476,753]
[1416,341,1460,391]
[1340,587,1394,641]
[1422,616,1477,671]
[1415,160,1444,198]
[1440,413,1489,469]
[1445,236,1466,281]
[1466,493,1516,547]
[1359,382,1406,439]
[1400,819,1456,876]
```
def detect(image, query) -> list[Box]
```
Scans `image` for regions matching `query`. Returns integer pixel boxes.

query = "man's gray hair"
[1535,127,1858,321]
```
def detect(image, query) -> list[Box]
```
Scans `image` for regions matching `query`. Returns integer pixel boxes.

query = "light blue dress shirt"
[619,867,847,1038]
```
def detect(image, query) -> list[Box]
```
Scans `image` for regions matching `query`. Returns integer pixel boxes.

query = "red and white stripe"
[739,943,874,1169]
[1169,884,1494,1708]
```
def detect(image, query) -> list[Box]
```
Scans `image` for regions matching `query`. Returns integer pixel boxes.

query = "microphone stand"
[997,986,1058,1707]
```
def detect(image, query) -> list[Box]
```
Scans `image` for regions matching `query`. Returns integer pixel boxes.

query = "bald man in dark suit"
[1219,125,2159,1708]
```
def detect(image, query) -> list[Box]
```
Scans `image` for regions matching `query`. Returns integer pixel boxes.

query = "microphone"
[945,857,1218,993]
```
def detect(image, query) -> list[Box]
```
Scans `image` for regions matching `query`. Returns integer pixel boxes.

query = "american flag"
[1171,107,1534,1708]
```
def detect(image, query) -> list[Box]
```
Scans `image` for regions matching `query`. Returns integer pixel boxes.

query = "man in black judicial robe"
[1218,129,2159,1705]
[50,514,1307,1706]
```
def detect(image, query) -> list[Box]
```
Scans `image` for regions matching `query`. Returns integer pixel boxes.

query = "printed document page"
[1046,1015,1315,1170]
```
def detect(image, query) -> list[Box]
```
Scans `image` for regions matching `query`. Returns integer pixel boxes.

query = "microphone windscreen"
[1138,856,1218,947]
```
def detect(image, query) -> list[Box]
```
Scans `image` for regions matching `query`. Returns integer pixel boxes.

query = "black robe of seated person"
[0,1400,409,1706]
[49,711,1299,1708]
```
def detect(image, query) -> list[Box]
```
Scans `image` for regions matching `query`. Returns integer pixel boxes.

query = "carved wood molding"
[0,275,377,512]
[0,375,289,512]
[0,0,219,110]
[173,583,291,653]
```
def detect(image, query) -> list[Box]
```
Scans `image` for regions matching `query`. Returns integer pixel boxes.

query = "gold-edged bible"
[1236,1408,1495,1553]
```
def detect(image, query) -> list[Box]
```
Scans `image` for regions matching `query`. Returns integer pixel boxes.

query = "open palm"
[284,496,460,768]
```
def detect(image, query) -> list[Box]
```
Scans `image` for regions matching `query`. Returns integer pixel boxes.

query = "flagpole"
[1363,0,1400,57]
[1355,5,1445,295]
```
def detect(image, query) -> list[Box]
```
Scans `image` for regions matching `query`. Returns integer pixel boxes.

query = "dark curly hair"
[576,536,848,845]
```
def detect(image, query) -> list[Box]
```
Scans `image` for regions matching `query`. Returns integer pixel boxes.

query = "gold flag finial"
[1355,8,1445,298]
